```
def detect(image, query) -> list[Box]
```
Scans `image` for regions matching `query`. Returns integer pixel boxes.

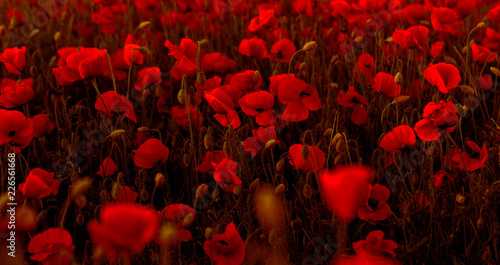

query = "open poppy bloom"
[32,114,55,137]
[201,52,237,73]
[337,86,369,125]
[357,184,391,221]
[318,165,373,223]
[356,53,375,85]
[87,203,160,259]
[379,125,416,154]
[414,100,457,141]
[165,38,198,79]
[205,87,241,129]
[157,204,195,243]
[53,48,109,86]
[470,44,495,64]
[449,140,487,171]
[195,150,227,173]
[0,79,34,108]
[238,90,274,126]
[0,109,34,152]
[96,157,118,177]
[94,91,137,123]
[423,63,461,94]
[372,72,400,99]
[248,9,278,32]
[212,158,241,192]
[270,38,296,63]
[0,46,26,75]
[432,169,456,188]
[28,228,75,265]
[230,70,262,94]
[353,230,398,259]
[243,126,278,157]
[133,138,169,169]
[19,168,60,199]
[392,26,429,50]
[238,38,269,59]
[115,186,138,203]
[278,76,322,122]
[288,144,326,173]
[134,67,162,91]
[269,73,294,96]
[171,104,204,129]
[431,7,459,32]
[203,222,245,265]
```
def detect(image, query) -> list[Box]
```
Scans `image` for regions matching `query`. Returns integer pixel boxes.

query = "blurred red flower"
[171,104,204,129]
[248,9,279,32]
[0,46,26,75]
[133,138,169,169]
[201,52,237,73]
[357,184,391,221]
[165,38,198,80]
[431,7,459,32]
[424,63,461,94]
[115,186,138,203]
[432,169,456,188]
[379,125,416,154]
[195,75,222,104]
[449,140,487,171]
[243,126,278,157]
[337,86,369,125]
[392,26,429,50]
[0,109,33,152]
[270,38,296,63]
[479,74,492,91]
[94,91,137,123]
[7,9,27,25]
[124,44,144,66]
[318,165,373,223]
[471,43,495,64]
[288,144,325,173]
[19,168,60,199]
[32,114,55,137]
[373,72,400,99]
[278,76,321,122]
[195,150,227,173]
[157,204,195,242]
[212,158,241,192]
[28,228,75,265]
[96,157,118,177]
[488,4,500,23]
[353,230,398,259]
[430,41,445,58]
[356,53,375,85]
[239,90,274,126]
[203,222,245,265]
[238,38,269,59]
[134,67,161,91]
[414,100,457,141]
[0,79,34,108]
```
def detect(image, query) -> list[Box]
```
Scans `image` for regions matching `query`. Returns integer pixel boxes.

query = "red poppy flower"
[379,125,416,154]
[0,46,26,75]
[269,73,294,96]
[115,186,138,203]
[479,74,492,91]
[32,114,55,137]
[96,157,118,177]
[337,86,369,125]
[212,158,241,192]
[201,52,237,73]
[238,91,274,126]
[0,79,34,108]
[357,184,391,221]
[0,109,33,152]
[431,7,459,32]
[399,191,430,214]
[399,4,428,26]
[124,44,144,65]
[243,126,278,157]
[53,48,109,85]
[195,150,227,173]
[238,38,269,59]
[19,168,60,199]
[133,138,169,169]
[471,44,495,64]
[87,203,160,256]
[0,205,37,234]
[56,47,78,66]
[430,41,445,58]
[171,104,203,129]
[165,38,198,80]
[483,28,500,53]
[318,165,373,223]
[270,38,296,63]
[373,72,400,99]
[91,4,126,34]
[105,48,128,80]
[204,87,241,129]
[157,204,195,242]
[230,70,263,94]
[94,91,137,123]
[134,67,162,91]
[488,4,500,23]
[432,169,456,188]
[423,63,461,93]
[392,26,429,50]
[414,100,457,141]
[353,230,398,259]
[288,144,326,173]
[203,222,245,265]
[28,228,75,265]
[449,140,487,171]
[7,9,27,25]
[356,53,375,85]
[278,76,321,122]
[248,9,279,32]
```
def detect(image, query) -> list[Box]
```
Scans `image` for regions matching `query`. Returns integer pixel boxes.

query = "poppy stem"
[92,78,110,116]
[287,49,303,76]
[105,52,117,93]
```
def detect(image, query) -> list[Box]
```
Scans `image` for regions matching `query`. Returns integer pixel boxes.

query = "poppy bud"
[137,126,149,132]
[155,85,163,97]
[303,41,318,52]
[183,213,195,228]
[265,139,277,149]
[196,183,209,199]
[183,153,190,167]
[9,16,17,28]
[490,67,500,77]
[276,158,285,172]
[385,37,393,42]
[250,178,260,193]
[299,62,307,72]
[332,133,342,147]
[155,173,165,187]
[198,39,209,47]
[302,184,313,198]
[75,195,86,208]
[142,89,151,98]
[0,25,6,36]
[159,223,177,247]
[334,153,343,164]
[394,72,403,85]
[444,56,458,66]
[140,189,148,201]
[476,22,486,29]
[354,36,364,43]
[28,29,40,39]
[477,217,484,230]
[456,193,465,204]
[61,138,70,150]
[335,138,345,153]
[70,176,92,198]
[177,88,187,105]
[204,131,214,149]
[49,56,57,67]
[223,141,232,158]
[109,129,126,139]
[77,213,84,226]
[324,128,334,137]
[197,72,206,86]
[330,55,339,65]
[137,47,150,55]
[274,184,285,196]
[300,145,309,160]
[112,182,122,199]
[252,70,261,85]
[137,21,151,30]
[54,31,61,42]
[205,227,214,240]
[233,184,242,196]
[212,187,219,200]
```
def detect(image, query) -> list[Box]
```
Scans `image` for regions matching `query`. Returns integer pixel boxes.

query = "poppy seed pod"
[456,193,465,204]
[303,41,318,52]
[197,72,206,86]
[112,182,122,199]
[155,173,165,187]
[196,183,209,199]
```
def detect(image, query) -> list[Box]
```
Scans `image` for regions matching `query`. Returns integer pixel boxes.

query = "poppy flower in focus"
[133,138,169,169]
[115,186,138,203]
[432,169,456,188]
[87,203,160,257]
[195,150,227,173]
[270,38,296,63]
[353,230,398,259]
[32,114,55,137]
[238,90,274,126]
[379,125,416,154]
[471,44,495,64]
[19,168,60,199]
[212,158,241,192]
[28,228,75,265]
[449,140,487,171]
[288,144,326,173]
[0,109,33,152]
[357,184,391,221]
[278,76,322,122]
[203,222,245,265]
[204,87,241,129]
[248,9,279,32]
[392,26,429,50]
[318,165,373,223]
[165,38,198,80]
[479,74,492,91]
[337,86,369,125]
[0,46,26,75]
[134,67,162,91]
[414,100,457,141]
[243,126,278,157]
[56,47,78,66]
[356,53,375,85]
[96,157,118,177]
[0,80,34,108]
[171,104,203,129]
[201,52,237,73]
[423,63,461,93]
[94,91,137,123]
[157,204,195,243]
[124,44,144,65]
[372,72,400,99]
[238,38,269,59]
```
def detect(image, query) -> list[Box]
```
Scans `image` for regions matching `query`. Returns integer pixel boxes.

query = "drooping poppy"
[238,90,274,126]
[212,158,241,192]
[449,140,487,171]
[248,9,279,32]
[353,230,398,259]
[238,38,269,59]
[0,46,26,75]
[278,76,322,122]
[19,168,60,199]
[0,109,33,152]
[471,43,495,64]
[134,67,162,91]
[32,114,55,137]
[269,73,294,96]
[392,26,429,50]
[157,204,195,243]
[432,169,456,188]
[195,150,227,173]
[270,38,296,63]
[372,72,400,99]
[203,222,245,265]
[414,100,458,141]
[357,184,391,221]
[0,80,34,108]
[379,125,416,154]
[318,165,373,223]
[28,228,75,265]
[96,157,118,177]
[288,144,326,173]
[242,126,278,157]
[423,63,461,93]
[53,48,108,86]
[133,138,169,169]
[94,91,137,123]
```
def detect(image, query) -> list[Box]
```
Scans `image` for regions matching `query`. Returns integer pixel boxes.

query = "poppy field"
[1,0,500,264]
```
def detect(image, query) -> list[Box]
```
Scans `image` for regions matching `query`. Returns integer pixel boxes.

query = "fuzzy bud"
[250,178,260,193]
[394,72,403,85]
[155,173,165,187]
[196,183,209,199]
[54,31,61,42]
[178,88,187,104]
[274,184,286,196]
[109,129,126,139]
[300,145,309,160]
[303,41,318,52]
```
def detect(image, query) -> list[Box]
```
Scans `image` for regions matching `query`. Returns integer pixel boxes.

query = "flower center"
[8,131,16,137]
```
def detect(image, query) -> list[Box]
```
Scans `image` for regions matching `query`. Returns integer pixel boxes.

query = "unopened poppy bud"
[233,184,242,196]
[335,138,345,153]
[265,139,276,149]
[300,145,309,160]
[155,85,163,97]
[137,47,150,55]
[183,213,195,228]
[393,96,410,104]
[252,70,261,84]
[477,217,484,230]
[183,153,190,167]
[142,89,151,98]
[303,41,318,52]
[109,129,126,139]
[354,36,364,43]
[54,31,61,42]
[476,22,486,29]
[444,56,457,66]
[276,158,285,172]
[394,72,403,85]
[70,176,92,198]
[223,141,232,158]
[0,25,6,36]
[137,21,151,30]
[274,184,285,196]
[61,138,70,150]
[75,195,86,208]
[250,178,260,193]
[460,85,474,95]
[77,213,84,226]
[117,172,125,183]
[385,37,393,42]
[456,193,465,204]
[204,131,214,149]
[137,126,149,132]
[490,67,500,77]
[155,173,165,187]
[205,227,214,240]
[331,133,342,147]
[334,153,343,164]
[302,184,313,198]
[197,72,206,86]
[196,183,208,199]
[212,188,219,200]
[29,29,40,39]
[178,88,187,104]
[299,62,307,72]
[112,182,122,199]
[330,55,339,65]
[324,128,334,137]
